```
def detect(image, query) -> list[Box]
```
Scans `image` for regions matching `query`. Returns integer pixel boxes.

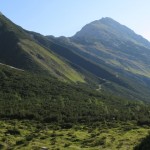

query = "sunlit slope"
[0,14,84,82]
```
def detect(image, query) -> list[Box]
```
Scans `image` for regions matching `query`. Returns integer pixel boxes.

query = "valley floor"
[0,120,149,150]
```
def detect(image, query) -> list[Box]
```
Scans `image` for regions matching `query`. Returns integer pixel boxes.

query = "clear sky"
[0,0,150,40]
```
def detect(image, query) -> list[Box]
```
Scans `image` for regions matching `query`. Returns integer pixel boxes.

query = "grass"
[0,120,149,150]
[19,39,85,83]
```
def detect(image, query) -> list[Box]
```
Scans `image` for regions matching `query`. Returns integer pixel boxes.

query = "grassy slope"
[30,33,133,88]
[19,39,85,82]
[0,14,84,83]
[69,37,150,78]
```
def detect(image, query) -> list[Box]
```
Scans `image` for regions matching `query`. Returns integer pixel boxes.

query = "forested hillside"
[0,64,150,125]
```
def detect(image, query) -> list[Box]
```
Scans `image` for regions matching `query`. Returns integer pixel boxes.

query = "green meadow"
[0,120,149,150]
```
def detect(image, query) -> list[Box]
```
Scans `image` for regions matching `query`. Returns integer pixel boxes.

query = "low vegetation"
[0,120,149,150]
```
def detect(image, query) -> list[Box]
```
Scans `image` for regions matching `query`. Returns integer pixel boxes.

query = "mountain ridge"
[0,14,85,82]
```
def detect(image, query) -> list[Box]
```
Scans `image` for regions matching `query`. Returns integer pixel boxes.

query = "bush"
[60,123,73,129]
[0,143,4,149]
[16,140,25,145]
[5,128,20,135]
[64,143,71,147]
[135,134,150,150]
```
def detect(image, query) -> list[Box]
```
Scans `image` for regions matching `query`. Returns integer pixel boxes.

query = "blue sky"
[0,0,150,40]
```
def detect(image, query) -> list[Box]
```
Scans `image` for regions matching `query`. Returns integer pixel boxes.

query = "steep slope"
[43,18,150,101]
[27,32,150,101]
[0,13,84,82]
[28,31,130,87]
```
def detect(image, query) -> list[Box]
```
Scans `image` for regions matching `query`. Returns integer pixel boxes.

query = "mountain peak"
[0,12,3,15]
[72,17,150,48]
[100,17,115,21]
[98,17,121,25]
